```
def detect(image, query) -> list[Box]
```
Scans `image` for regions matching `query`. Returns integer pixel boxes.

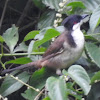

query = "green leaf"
[13,42,28,52]
[87,27,100,42]
[32,0,45,9]
[85,42,100,67]
[66,82,82,99]
[66,0,100,14]
[24,31,39,41]
[0,35,4,43]
[38,11,56,29]
[29,55,42,62]
[85,35,97,41]
[81,0,99,11]
[42,0,62,11]
[0,72,30,96]
[89,6,100,32]
[35,27,52,40]
[21,89,35,100]
[33,28,60,50]
[3,25,18,53]
[85,33,100,42]
[55,26,64,33]
[5,57,32,65]
[66,1,86,14]
[71,0,100,11]
[27,40,35,57]
[46,76,67,100]
[22,67,56,100]
[43,97,51,100]
[67,1,86,9]
[91,71,100,84]
[64,65,91,95]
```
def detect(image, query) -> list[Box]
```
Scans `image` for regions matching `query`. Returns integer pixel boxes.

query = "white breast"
[72,27,85,50]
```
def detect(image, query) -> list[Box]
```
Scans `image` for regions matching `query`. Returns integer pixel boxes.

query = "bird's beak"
[82,14,89,19]
[81,14,90,23]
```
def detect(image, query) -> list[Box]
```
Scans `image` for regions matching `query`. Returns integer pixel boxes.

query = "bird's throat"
[71,28,84,49]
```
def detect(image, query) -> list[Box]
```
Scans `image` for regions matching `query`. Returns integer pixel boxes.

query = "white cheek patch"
[72,23,80,30]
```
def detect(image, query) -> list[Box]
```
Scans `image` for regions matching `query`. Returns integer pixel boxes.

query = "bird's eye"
[74,22,77,24]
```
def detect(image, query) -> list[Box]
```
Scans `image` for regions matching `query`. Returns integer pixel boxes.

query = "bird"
[2,14,89,74]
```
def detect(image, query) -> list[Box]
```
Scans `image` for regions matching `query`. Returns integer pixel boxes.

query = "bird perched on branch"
[2,14,89,74]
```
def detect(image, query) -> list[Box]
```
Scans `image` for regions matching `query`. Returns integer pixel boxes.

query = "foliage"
[0,0,100,100]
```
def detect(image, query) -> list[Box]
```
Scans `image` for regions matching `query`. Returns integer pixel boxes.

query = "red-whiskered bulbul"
[2,14,89,74]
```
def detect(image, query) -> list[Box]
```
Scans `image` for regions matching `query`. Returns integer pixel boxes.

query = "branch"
[16,0,33,27]
[0,0,9,32]
[19,21,37,33]
[10,74,40,92]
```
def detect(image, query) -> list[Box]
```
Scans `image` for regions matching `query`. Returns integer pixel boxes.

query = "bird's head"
[62,14,89,31]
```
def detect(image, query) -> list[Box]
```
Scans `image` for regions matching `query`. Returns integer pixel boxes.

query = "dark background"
[0,0,44,99]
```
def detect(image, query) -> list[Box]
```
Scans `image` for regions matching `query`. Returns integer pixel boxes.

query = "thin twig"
[0,43,16,60]
[0,52,44,57]
[34,89,45,100]
[0,0,9,32]
[19,21,37,33]
[0,58,6,69]
[1,43,3,55]
[0,43,9,52]
[8,6,33,20]
[10,74,40,92]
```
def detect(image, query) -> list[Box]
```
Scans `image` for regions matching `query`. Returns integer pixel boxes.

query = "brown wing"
[43,33,66,57]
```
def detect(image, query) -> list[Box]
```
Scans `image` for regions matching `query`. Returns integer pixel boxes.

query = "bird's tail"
[1,61,41,74]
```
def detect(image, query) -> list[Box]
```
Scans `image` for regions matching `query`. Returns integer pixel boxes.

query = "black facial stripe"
[66,32,76,48]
